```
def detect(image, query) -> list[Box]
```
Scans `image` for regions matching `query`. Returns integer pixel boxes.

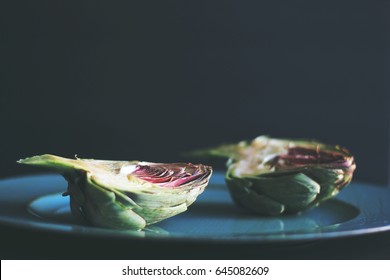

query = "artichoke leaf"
[241,190,285,216]
[141,203,188,224]
[247,173,320,212]
[226,178,284,215]
[82,177,146,229]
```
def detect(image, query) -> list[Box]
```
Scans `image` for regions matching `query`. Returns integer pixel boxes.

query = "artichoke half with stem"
[18,154,212,230]
[191,136,356,216]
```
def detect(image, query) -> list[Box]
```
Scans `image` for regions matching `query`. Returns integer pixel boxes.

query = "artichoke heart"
[18,154,212,230]
[193,136,356,215]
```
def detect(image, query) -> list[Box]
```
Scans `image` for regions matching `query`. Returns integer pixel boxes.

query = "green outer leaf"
[81,174,146,229]
[225,174,285,215]
[300,167,344,202]
[248,173,320,212]
[139,203,188,224]
[126,184,208,224]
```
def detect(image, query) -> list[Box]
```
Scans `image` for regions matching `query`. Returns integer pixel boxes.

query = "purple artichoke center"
[131,163,210,187]
[277,147,350,167]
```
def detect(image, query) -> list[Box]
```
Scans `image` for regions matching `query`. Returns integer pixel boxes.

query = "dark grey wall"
[1,1,389,184]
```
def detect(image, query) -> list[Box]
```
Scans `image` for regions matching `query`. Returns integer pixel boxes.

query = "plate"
[0,172,390,242]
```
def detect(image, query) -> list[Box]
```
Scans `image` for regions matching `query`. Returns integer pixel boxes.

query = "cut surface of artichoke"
[18,154,212,230]
[192,136,356,216]
[230,136,290,176]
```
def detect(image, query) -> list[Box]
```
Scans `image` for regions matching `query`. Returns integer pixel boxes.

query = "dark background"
[1,0,390,259]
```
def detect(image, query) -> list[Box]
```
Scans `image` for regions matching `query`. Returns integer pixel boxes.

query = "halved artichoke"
[191,136,356,215]
[18,154,212,230]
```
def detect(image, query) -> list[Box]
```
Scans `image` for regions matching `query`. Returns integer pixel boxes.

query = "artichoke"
[18,154,212,230]
[192,136,356,215]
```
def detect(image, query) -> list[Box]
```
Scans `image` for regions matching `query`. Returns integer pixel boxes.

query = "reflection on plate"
[1,172,390,242]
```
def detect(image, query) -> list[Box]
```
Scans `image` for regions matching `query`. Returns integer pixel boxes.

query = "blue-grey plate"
[0,172,390,242]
